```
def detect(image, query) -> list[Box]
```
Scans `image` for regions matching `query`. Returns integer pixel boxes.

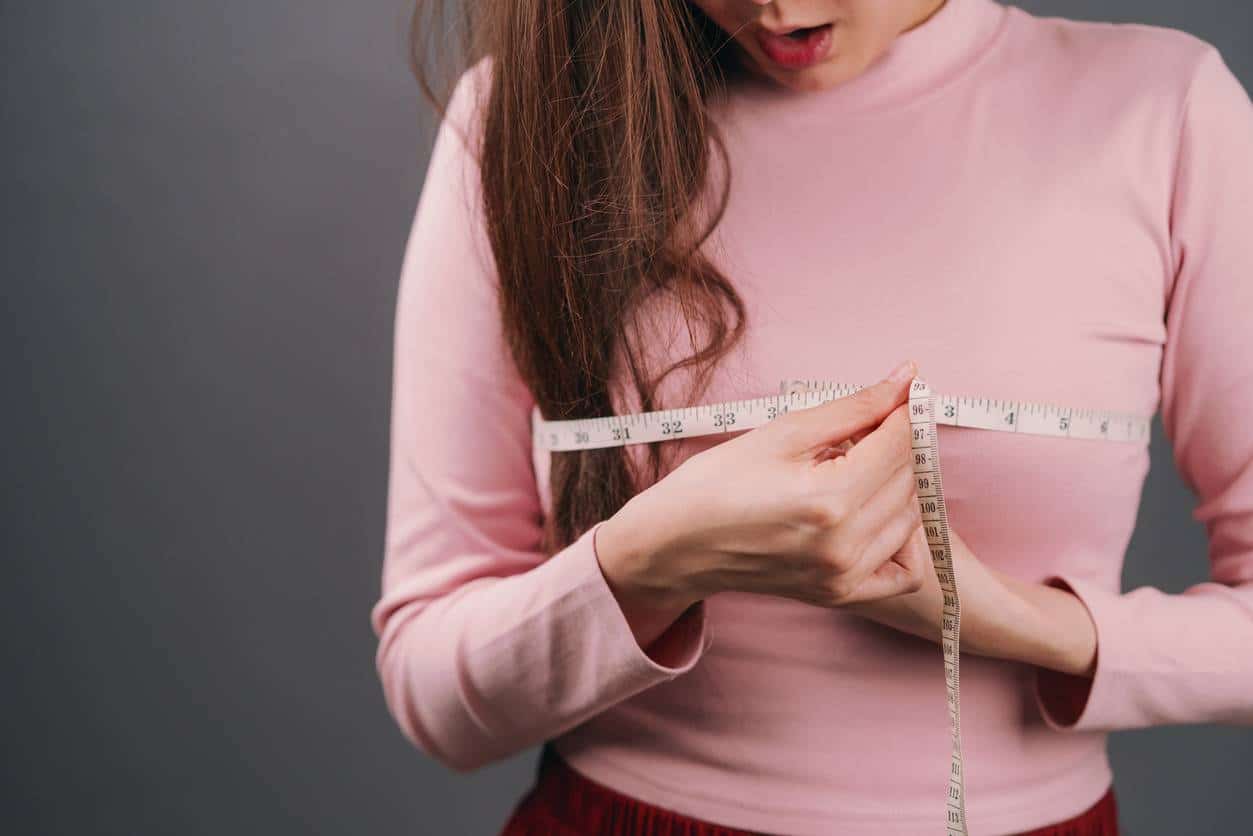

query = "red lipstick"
[753,23,835,70]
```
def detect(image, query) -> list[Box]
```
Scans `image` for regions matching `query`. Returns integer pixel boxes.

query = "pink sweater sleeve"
[1033,45,1253,732]
[369,61,711,772]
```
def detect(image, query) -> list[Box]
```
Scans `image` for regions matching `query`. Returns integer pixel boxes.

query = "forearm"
[939,529,1098,676]
[375,518,712,772]
[846,536,1099,678]
[596,468,1102,678]
[595,493,708,660]
[979,568,1098,677]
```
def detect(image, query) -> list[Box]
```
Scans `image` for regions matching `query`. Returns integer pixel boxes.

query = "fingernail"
[887,360,916,382]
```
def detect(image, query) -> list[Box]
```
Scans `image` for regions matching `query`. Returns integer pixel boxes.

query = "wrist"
[1033,578,1098,676]
[596,491,707,613]
[594,500,709,658]
[992,571,1098,675]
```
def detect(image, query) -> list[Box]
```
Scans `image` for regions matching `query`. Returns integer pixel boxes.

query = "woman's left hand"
[843,523,1100,677]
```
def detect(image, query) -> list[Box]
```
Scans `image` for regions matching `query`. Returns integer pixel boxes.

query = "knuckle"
[827,495,851,525]
[826,574,855,605]
[802,494,846,528]
[902,436,918,465]
[847,388,880,416]
[770,412,807,443]
[796,498,828,528]
[892,409,914,447]
[822,543,858,576]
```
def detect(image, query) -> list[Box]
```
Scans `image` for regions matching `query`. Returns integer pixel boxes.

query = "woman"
[371,0,1253,832]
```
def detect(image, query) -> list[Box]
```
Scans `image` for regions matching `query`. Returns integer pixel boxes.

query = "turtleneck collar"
[728,0,1012,114]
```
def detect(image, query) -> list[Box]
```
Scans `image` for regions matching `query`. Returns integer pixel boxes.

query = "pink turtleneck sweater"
[371,0,1253,832]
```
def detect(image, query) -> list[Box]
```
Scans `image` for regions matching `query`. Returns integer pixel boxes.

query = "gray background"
[4,1,1251,834]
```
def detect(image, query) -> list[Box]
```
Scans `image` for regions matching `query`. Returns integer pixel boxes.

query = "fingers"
[811,402,914,514]
[780,361,916,457]
[816,458,923,604]
[838,517,929,606]
[822,449,915,557]
[864,525,931,603]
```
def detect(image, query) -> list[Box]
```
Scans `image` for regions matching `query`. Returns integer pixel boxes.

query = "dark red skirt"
[500,743,1119,836]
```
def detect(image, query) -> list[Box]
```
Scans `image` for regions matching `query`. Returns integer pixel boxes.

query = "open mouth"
[783,24,829,40]
[753,22,835,70]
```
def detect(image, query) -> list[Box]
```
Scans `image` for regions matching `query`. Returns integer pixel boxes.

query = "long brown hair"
[410,1,751,554]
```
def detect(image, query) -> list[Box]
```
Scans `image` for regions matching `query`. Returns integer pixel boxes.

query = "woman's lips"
[753,23,834,70]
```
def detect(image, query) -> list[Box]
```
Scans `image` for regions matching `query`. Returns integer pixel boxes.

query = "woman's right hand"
[597,360,930,620]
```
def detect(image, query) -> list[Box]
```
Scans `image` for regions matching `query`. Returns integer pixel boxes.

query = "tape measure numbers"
[532,378,1151,834]
[534,379,1150,451]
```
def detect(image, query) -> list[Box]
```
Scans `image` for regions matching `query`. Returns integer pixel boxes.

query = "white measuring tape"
[533,377,1151,834]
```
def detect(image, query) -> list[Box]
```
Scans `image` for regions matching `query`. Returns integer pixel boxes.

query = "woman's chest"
[695,104,1176,425]
[585,118,1169,570]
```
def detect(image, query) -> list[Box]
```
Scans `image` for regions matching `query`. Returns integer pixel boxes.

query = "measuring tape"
[533,377,1151,834]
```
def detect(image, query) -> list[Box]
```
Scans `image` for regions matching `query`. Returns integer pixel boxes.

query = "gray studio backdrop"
[5,1,1252,834]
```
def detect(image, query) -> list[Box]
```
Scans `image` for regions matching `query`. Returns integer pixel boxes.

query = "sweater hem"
[552,741,1114,836]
